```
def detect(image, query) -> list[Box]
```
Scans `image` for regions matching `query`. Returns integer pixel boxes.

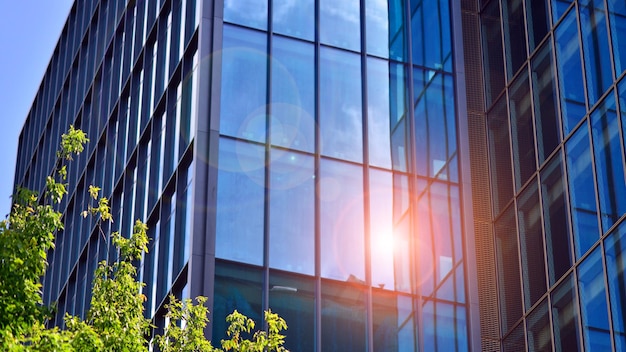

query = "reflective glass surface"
[369,169,395,290]
[220,25,267,143]
[223,0,268,30]
[502,0,528,78]
[608,0,626,76]
[579,0,613,105]
[488,97,514,215]
[319,47,363,163]
[320,0,361,51]
[215,138,265,265]
[271,36,315,153]
[540,154,572,285]
[578,247,612,351]
[482,0,506,106]
[273,0,314,41]
[509,69,537,190]
[321,280,366,351]
[320,159,364,281]
[372,293,417,351]
[555,9,586,134]
[367,58,392,169]
[269,150,315,275]
[366,0,389,58]
[590,93,626,233]
[496,205,523,333]
[411,0,452,72]
[526,299,552,352]
[604,222,626,351]
[532,42,560,164]
[526,0,550,51]
[551,275,581,351]
[565,123,599,258]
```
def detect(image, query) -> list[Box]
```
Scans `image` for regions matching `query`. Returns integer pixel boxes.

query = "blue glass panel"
[604,222,626,351]
[551,274,582,351]
[518,178,547,310]
[526,299,553,352]
[578,247,612,351]
[223,0,268,30]
[273,0,314,41]
[320,159,364,281]
[367,58,392,169]
[411,0,453,72]
[366,0,389,58]
[389,0,407,61]
[369,169,395,290]
[608,0,626,76]
[321,280,366,351]
[215,138,265,265]
[509,69,537,190]
[271,37,315,153]
[540,154,572,285]
[269,150,314,275]
[413,70,456,179]
[555,10,586,134]
[579,0,613,105]
[565,123,599,258]
[220,25,267,143]
[320,0,361,52]
[552,0,574,24]
[319,47,363,163]
[532,41,560,164]
[431,182,454,301]
[590,93,626,233]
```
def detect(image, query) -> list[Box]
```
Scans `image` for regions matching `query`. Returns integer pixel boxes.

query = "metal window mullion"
[313,0,322,350]
[262,0,273,323]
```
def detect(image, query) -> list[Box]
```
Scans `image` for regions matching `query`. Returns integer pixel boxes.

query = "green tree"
[0,127,288,351]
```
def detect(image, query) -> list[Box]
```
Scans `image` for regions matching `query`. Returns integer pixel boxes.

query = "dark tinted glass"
[510,69,537,190]
[321,280,366,351]
[503,0,528,78]
[488,97,514,215]
[565,123,599,258]
[590,93,626,233]
[372,292,417,352]
[604,222,626,350]
[551,274,581,351]
[518,179,547,310]
[503,323,526,352]
[410,0,452,71]
[532,41,560,164]
[526,0,550,51]
[526,299,553,352]
[579,0,613,105]
[496,205,523,333]
[540,153,572,285]
[482,0,506,106]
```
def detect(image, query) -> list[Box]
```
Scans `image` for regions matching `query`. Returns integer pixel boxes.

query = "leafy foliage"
[0,127,289,351]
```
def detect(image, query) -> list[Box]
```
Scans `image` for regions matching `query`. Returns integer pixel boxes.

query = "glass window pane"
[220,25,267,143]
[320,0,361,51]
[604,222,626,351]
[608,0,626,76]
[367,58,392,169]
[552,0,574,23]
[272,0,314,41]
[540,153,573,285]
[488,97,514,215]
[503,0,528,78]
[565,122,599,258]
[223,0,268,30]
[372,293,416,352]
[271,37,315,153]
[496,205,523,334]
[532,41,560,164]
[510,69,537,190]
[578,247,612,351]
[518,178,547,310]
[503,322,526,352]
[319,47,363,163]
[370,169,394,290]
[579,0,613,105]
[410,0,453,71]
[555,9,586,134]
[551,274,582,352]
[388,0,407,61]
[482,0,506,106]
[269,272,315,351]
[590,93,626,233]
[321,280,366,351]
[269,150,314,275]
[215,138,265,265]
[526,299,553,352]
[320,159,364,281]
[366,0,389,58]
[526,0,550,51]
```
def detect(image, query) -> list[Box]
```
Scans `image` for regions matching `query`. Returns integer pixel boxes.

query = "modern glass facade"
[463,0,626,351]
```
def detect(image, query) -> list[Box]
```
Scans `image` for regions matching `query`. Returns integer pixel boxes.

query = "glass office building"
[462,0,626,351]
[22,0,626,351]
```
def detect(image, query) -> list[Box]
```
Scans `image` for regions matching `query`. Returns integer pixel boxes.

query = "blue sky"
[0,1,74,217]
